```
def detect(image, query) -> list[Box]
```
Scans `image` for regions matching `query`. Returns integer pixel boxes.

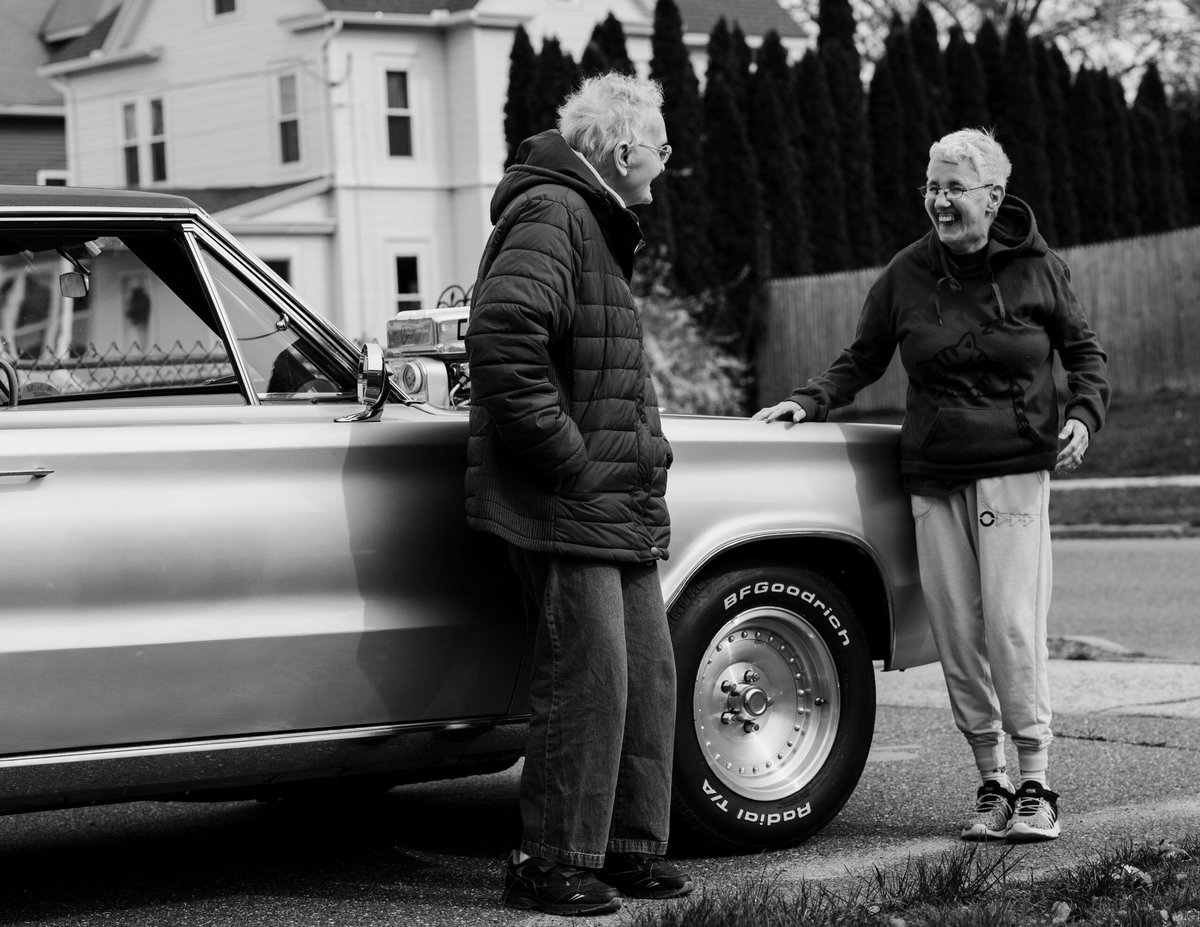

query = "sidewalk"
[1052,473,1200,538]
[877,648,1200,720]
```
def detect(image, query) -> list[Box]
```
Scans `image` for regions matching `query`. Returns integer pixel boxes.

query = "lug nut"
[721,711,738,725]
[743,670,760,683]
[743,720,760,733]
[721,680,740,695]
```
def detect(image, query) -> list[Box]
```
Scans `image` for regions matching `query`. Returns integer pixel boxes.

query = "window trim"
[384,69,414,158]
[277,72,301,165]
[392,253,422,314]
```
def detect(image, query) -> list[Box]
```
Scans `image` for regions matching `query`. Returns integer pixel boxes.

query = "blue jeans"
[507,546,676,868]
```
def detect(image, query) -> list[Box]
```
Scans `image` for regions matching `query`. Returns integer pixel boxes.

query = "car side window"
[0,228,240,404]
[197,245,355,401]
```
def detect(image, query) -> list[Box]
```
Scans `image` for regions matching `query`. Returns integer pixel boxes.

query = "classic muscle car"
[0,184,934,853]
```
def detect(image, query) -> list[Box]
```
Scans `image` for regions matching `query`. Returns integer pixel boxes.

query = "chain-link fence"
[0,340,234,398]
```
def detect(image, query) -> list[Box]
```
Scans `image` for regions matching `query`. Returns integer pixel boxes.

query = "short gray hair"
[557,72,665,164]
[929,128,1012,188]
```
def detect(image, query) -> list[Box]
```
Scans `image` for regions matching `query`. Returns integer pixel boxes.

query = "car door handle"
[0,468,54,478]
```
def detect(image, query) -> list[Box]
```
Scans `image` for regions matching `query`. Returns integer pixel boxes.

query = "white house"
[39,0,804,344]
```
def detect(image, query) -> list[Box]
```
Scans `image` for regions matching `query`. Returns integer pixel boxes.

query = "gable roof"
[676,0,804,38]
[46,6,118,63]
[315,0,804,38]
[0,0,64,108]
[319,0,479,12]
[41,0,120,44]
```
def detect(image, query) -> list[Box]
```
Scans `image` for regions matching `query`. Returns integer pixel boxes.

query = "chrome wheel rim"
[692,606,841,801]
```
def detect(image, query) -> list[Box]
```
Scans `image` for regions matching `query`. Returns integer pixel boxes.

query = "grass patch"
[1049,485,1200,527]
[840,389,1200,527]
[633,837,1200,926]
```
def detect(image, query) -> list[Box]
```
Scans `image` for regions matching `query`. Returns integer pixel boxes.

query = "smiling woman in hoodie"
[754,128,1109,845]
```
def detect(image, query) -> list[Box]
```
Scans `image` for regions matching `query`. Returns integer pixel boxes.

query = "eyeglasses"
[918,183,992,200]
[633,142,672,164]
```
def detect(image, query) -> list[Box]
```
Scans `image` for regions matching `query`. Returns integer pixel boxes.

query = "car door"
[0,218,527,757]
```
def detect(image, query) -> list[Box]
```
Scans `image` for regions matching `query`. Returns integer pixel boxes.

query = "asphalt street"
[2,536,1198,926]
[4,653,1197,926]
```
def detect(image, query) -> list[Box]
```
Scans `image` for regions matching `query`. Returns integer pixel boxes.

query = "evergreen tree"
[868,55,911,256]
[882,16,932,250]
[730,23,754,112]
[756,31,803,158]
[1102,72,1140,238]
[1177,96,1200,226]
[817,0,857,55]
[503,26,539,166]
[909,3,947,139]
[649,0,712,295]
[1135,63,1185,230]
[579,38,610,79]
[795,50,851,273]
[531,37,578,133]
[998,16,1052,241]
[975,18,1005,130]
[945,26,988,130]
[821,39,880,267]
[748,69,811,277]
[1129,106,1173,232]
[703,74,764,348]
[596,13,635,76]
[1068,68,1116,243]
[1034,40,1079,246]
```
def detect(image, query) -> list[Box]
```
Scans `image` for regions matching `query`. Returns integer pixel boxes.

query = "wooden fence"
[757,225,1200,413]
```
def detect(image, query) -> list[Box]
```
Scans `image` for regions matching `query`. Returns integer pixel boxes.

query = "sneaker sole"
[1007,822,1060,842]
[503,893,622,916]
[614,881,695,900]
[961,824,1009,841]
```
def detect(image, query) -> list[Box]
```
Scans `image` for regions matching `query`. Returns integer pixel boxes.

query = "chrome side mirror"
[335,342,390,423]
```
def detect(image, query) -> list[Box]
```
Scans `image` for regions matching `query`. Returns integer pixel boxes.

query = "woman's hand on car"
[752,400,807,423]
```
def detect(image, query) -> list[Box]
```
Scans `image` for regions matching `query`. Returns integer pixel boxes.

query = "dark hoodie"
[464,130,672,562]
[789,196,1109,485]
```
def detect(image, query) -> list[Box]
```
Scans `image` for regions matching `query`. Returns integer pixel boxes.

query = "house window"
[264,259,291,284]
[386,71,412,157]
[149,98,167,182]
[278,74,300,164]
[395,256,420,312]
[122,102,140,185]
[214,0,236,13]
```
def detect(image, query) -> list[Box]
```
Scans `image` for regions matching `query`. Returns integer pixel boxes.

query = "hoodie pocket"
[919,407,1032,465]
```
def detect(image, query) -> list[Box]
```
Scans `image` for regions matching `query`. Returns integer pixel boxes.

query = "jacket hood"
[924,194,1047,324]
[490,130,615,223]
[922,194,1046,271]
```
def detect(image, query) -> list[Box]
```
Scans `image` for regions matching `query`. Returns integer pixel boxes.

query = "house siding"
[0,119,67,185]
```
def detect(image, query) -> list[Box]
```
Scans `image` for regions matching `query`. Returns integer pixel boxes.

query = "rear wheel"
[669,563,876,852]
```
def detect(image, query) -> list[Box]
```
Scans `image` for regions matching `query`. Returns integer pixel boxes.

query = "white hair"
[557,72,665,164]
[929,128,1012,188]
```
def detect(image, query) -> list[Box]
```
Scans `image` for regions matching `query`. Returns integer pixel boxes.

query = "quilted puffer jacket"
[464,130,672,563]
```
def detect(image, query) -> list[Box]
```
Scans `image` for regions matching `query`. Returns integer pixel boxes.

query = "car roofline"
[0,184,204,216]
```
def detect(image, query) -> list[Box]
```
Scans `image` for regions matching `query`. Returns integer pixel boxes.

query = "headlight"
[387,317,436,352]
[399,360,426,398]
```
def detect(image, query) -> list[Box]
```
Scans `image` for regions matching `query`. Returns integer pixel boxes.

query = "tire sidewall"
[670,564,876,851]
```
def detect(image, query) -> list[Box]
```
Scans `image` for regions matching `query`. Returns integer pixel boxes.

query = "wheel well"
[674,538,893,662]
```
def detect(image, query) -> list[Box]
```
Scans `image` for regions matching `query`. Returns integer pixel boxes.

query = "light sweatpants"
[910,471,1053,781]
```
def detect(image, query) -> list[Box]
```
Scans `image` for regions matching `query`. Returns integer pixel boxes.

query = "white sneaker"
[960,780,1015,840]
[1007,781,1061,841]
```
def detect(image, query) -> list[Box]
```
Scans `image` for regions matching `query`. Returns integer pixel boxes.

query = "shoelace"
[975,792,1009,813]
[1013,795,1053,819]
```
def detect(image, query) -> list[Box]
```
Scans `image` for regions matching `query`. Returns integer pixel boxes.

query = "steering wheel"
[0,358,18,408]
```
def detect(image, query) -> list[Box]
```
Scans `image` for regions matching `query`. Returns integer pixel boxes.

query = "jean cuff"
[520,840,605,870]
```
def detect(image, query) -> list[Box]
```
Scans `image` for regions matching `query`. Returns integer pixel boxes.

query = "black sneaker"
[503,853,621,916]
[1007,781,1061,841]
[596,852,694,900]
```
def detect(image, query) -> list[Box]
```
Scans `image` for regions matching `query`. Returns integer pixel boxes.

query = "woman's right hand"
[751,400,807,423]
